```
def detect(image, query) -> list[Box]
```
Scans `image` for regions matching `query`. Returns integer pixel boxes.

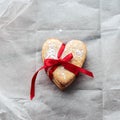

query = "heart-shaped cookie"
[42,39,87,90]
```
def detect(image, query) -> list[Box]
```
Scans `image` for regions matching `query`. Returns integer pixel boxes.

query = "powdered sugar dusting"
[61,72,66,80]
[45,42,57,59]
[46,49,57,59]
[75,49,84,58]
[60,67,66,80]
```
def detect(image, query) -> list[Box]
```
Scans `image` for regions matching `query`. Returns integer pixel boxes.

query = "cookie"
[42,39,87,90]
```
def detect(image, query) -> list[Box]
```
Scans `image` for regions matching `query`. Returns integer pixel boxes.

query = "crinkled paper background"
[0,0,120,120]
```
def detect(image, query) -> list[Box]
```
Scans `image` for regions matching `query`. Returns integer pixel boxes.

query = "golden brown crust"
[42,39,87,90]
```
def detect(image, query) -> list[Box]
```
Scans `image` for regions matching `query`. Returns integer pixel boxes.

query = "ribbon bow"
[30,43,94,100]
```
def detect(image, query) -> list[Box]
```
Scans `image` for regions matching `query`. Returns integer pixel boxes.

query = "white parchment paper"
[0,0,120,120]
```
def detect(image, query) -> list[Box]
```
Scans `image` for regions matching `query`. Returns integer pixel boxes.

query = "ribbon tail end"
[90,72,94,78]
[30,94,34,100]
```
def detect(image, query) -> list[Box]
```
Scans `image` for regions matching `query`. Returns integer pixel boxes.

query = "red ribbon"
[30,43,94,100]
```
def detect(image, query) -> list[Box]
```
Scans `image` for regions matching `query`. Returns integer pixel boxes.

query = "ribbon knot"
[44,53,73,68]
[30,43,94,100]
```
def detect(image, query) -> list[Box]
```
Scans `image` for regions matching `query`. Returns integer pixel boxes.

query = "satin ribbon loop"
[62,53,73,62]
